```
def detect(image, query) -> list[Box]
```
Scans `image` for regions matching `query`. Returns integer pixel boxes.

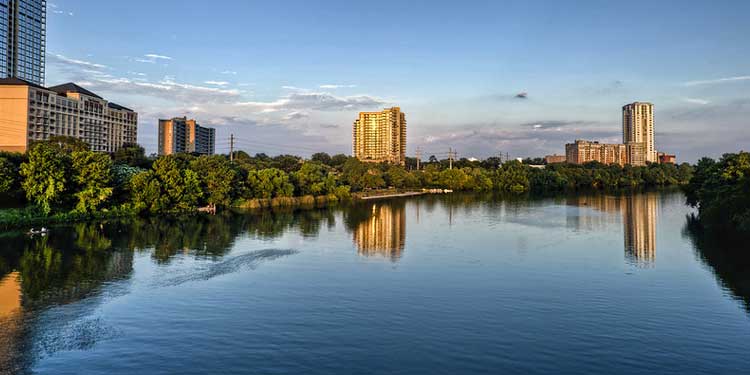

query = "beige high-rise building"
[158,117,216,156]
[623,102,656,164]
[0,78,138,153]
[353,107,406,165]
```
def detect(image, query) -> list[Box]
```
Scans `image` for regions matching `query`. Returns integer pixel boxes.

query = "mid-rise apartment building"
[657,153,676,164]
[353,107,406,165]
[0,0,46,85]
[623,102,656,164]
[158,117,215,156]
[0,78,138,153]
[565,140,629,166]
[544,154,567,164]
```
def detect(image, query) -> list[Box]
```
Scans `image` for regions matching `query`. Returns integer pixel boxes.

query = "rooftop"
[48,82,104,100]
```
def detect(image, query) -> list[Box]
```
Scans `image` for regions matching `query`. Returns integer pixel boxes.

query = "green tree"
[311,152,332,166]
[46,135,90,153]
[341,159,385,191]
[20,143,70,215]
[330,154,350,169]
[684,152,750,235]
[190,155,238,206]
[271,154,302,173]
[292,162,333,196]
[438,169,470,190]
[130,156,202,213]
[0,157,16,194]
[71,151,113,213]
[494,161,530,193]
[113,143,150,168]
[385,166,418,188]
[246,168,294,199]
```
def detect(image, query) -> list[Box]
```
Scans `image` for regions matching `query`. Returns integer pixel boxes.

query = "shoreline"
[0,187,682,232]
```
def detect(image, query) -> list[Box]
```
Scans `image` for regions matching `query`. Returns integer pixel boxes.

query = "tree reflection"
[684,216,750,313]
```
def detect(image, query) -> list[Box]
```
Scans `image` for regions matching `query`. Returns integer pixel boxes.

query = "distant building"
[545,154,567,164]
[658,152,676,164]
[565,140,628,166]
[158,117,215,156]
[1,0,46,85]
[623,102,656,164]
[353,107,406,165]
[0,78,138,153]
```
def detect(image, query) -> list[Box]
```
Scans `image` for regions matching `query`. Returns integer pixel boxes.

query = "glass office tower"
[0,0,45,85]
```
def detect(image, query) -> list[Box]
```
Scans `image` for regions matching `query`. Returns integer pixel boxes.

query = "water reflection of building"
[567,192,658,267]
[623,193,658,267]
[353,203,406,262]
[0,272,23,373]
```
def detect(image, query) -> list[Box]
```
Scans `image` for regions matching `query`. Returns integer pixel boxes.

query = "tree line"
[683,151,750,237]
[0,136,694,219]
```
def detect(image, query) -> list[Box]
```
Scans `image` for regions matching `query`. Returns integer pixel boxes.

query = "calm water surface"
[1,191,749,374]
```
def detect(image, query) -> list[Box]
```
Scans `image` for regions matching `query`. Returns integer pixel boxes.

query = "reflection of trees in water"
[240,207,336,240]
[684,217,750,313]
[0,208,338,373]
[0,226,135,375]
[116,213,244,263]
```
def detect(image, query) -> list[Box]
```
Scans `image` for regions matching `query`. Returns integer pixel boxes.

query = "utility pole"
[230,134,234,162]
[448,148,455,170]
[416,147,422,171]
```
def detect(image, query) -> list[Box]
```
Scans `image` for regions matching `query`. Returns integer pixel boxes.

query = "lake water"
[1,190,749,374]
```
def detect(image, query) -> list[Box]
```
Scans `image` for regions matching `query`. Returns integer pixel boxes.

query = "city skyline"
[42,0,750,162]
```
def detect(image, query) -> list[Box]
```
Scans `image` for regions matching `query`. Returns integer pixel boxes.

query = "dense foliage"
[683,152,750,236]
[0,137,694,223]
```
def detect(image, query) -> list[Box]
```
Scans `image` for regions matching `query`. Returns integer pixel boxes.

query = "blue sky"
[46,0,750,161]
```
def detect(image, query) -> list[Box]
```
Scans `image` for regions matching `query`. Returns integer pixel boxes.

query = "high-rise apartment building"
[0,78,138,153]
[0,0,46,85]
[158,117,215,156]
[622,102,656,164]
[353,107,406,165]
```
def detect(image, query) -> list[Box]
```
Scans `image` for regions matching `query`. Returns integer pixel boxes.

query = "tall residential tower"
[0,0,46,85]
[353,107,406,165]
[622,102,656,164]
[158,117,216,156]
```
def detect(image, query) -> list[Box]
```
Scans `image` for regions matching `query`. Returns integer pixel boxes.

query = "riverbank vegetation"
[683,151,750,237]
[0,137,694,229]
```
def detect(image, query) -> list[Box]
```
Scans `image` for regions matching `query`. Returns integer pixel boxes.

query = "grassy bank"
[0,206,139,231]
[233,194,343,210]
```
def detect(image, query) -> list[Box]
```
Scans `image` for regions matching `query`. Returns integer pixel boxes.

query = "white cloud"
[79,77,242,104]
[135,54,173,64]
[48,54,108,70]
[144,54,173,61]
[683,98,710,105]
[319,84,357,89]
[221,71,238,75]
[282,111,310,121]
[684,76,750,86]
[236,91,385,112]
[204,81,230,86]
[281,85,308,91]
